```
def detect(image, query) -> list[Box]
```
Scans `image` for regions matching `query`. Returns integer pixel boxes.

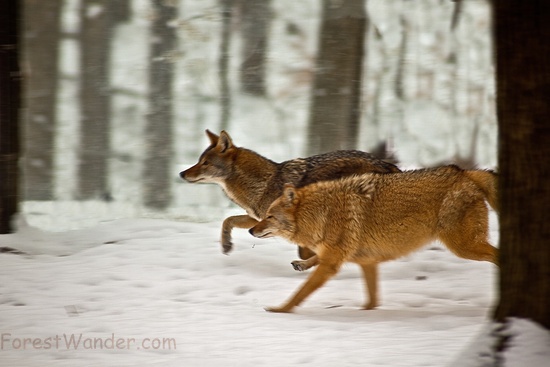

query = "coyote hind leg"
[443,236,498,265]
[439,201,499,265]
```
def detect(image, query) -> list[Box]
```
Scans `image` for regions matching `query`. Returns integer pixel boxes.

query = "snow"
[449,318,550,367]
[0,203,502,366]
[500,319,550,366]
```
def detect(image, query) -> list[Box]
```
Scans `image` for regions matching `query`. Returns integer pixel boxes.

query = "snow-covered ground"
[0,202,504,367]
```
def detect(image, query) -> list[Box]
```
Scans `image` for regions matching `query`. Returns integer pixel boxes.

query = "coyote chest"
[218,181,263,220]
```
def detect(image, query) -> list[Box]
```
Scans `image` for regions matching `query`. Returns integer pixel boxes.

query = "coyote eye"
[202,160,209,166]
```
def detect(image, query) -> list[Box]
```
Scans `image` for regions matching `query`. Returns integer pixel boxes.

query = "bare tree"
[77,0,114,200]
[0,0,21,233]
[22,0,62,200]
[219,0,233,131]
[239,0,271,96]
[306,0,367,155]
[394,16,408,102]
[143,0,178,209]
[493,1,550,332]
[76,0,129,200]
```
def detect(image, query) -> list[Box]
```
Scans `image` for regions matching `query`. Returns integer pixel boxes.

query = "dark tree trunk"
[22,0,62,200]
[306,0,367,155]
[219,0,232,131]
[0,0,22,233]
[239,0,271,96]
[112,0,131,23]
[394,16,407,102]
[143,0,177,210]
[493,2,550,330]
[77,0,113,200]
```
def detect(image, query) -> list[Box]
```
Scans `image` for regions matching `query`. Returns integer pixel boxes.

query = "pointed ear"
[218,130,234,153]
[205,129,219,146]
[282,183,297,205]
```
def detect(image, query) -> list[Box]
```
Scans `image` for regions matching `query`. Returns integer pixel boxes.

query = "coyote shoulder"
[249,165,499,313]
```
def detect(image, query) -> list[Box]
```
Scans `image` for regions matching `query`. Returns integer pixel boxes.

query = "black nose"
[179,171,186,179]
[248,228,255,236]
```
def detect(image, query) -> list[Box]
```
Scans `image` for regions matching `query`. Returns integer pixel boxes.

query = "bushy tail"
[465,170,499,214]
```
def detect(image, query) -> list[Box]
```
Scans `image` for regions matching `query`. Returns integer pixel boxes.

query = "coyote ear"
[218,130,234,153]
[283,183,297,204]
[205,129,219,146]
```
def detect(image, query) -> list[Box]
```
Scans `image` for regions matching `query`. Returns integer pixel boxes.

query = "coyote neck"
[221,148,278,219]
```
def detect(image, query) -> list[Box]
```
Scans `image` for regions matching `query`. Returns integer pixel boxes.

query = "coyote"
[180,130,400,257]
[249,165,499,313]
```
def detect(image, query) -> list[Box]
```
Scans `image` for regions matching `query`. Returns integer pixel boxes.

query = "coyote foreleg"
[221,215,259,254]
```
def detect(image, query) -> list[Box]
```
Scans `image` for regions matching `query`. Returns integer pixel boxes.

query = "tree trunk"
[394,16,407,102]
[142,0,177,210]
[22,0,62,200]
[306,0,367,155]
[219,0,232,131]
[493,2,550,330]
[239,0,271,96]
[77,0,113,200]
[0,0,21,233]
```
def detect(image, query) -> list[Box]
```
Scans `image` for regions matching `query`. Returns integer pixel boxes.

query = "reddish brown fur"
[180,130,400,257]
[249,165,499,313]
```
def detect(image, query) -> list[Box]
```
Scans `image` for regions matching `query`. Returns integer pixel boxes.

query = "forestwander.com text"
[1,333,176,351]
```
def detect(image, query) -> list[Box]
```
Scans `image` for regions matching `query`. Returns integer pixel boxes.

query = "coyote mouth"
[185,177,204,183]
[250,228,272,238]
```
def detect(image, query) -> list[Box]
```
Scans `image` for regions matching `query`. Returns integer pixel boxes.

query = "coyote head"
[180,130,235,184]
[249,184,298,240]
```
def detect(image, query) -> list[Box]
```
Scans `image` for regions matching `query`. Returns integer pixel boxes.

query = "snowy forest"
[17,0,498,227]
[0,1,549,367]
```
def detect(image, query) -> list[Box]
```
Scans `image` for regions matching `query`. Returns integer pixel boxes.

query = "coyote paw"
[221,241,233,255]
[291,255,318,271]
[362,301,378,310]
[291,260,307,271]
[264,305,293,313]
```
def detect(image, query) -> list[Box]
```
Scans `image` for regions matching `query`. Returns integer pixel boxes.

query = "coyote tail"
[465,170,499,214]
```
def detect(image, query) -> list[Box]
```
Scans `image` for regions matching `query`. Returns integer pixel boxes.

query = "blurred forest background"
[18,0,496,229]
